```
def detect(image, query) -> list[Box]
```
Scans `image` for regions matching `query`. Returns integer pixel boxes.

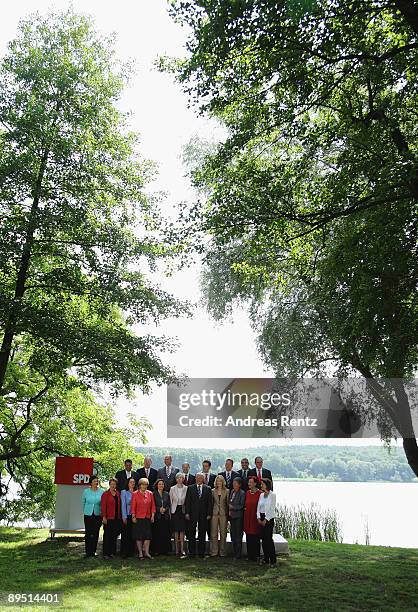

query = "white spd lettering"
[72,473,90,484]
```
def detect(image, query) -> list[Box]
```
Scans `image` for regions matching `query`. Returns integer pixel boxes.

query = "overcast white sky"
[1,0,388,451]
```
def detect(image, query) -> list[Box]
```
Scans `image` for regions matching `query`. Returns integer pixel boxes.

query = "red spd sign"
[54,456,94,485]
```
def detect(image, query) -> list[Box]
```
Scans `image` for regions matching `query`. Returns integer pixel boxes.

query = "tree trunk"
[403,437,418,478]
[392,379,418,478]
[394,0,418,36]
[0,150,49,392]
[352,361,418,478]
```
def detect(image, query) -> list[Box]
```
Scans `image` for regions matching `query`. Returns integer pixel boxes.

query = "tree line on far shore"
[138,446,416,483]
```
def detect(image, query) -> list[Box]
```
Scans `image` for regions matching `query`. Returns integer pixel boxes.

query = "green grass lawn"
[0,528,417,611]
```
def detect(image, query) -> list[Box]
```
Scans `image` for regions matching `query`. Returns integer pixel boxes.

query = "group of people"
[81,455,277,567]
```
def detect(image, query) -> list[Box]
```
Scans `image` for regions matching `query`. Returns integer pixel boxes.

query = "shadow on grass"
[0,527,46,544]
[1,532,418,611]
[1,533,292,610]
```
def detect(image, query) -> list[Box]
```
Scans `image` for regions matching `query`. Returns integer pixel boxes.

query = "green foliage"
[166,1,418,472]
[275,502,342,542]
[0,9,185,519]
[1,341,150,521]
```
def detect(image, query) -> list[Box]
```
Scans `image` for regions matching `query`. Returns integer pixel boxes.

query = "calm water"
[274,480,418,548]
[7,480,417,548]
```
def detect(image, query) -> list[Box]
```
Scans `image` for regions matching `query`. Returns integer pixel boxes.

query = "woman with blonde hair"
[169,472,187,556]
[131,477,156,560]
[210,474,229,557]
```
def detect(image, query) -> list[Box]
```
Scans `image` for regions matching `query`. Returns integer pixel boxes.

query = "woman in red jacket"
[131,477,156,559]
[100,478,122,559]
[243,475,262,561]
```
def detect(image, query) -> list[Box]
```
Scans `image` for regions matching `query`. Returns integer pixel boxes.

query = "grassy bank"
[0,528,417,611]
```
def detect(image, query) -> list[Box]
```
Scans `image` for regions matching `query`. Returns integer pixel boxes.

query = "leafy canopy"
[166,0,418,473]
[0,9,186,518]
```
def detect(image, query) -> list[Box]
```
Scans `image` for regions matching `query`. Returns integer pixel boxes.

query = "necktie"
[258,469,262,481]
[205,474,208,485]
[185,475,188,484]
[244,470,247,478]
[146,469,149,478]
[198,485,202,498]
[226,472,231,487]
[166,466,170,478]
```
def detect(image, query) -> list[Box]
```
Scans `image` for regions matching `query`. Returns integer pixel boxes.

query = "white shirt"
[125,471,132,478]
[170,484,187,514]
[257,492,276,522]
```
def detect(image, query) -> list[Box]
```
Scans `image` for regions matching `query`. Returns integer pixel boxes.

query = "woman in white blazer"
[256,478,277,566]
[169,472,187,556]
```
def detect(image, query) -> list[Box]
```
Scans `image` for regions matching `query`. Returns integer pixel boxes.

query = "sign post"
[51,456,94,538]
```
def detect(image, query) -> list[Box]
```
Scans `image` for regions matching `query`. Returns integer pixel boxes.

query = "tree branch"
[394,0,418,35]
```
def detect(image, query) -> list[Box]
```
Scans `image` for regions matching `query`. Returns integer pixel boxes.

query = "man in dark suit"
[182,462,196,486]
[200,460,215,540]
[249,456,273,490]
[185,473,213,558]
[201,459,216,488]
[218,458,239,490]
[157,455,179,491]
[237,457,251,491]
[115,459,138,492]
[182,462,195,548]
[136,456,158,490]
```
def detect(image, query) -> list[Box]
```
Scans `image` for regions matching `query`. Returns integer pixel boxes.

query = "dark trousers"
[188,519,207,557]
[103,519,121,557]
[185,520,192,542]
[230,516,243,558]
[246,533,261,561]
[121,516,135,557]
[186,519,209,545]
[261,519,276,564]
[84,514,101,556]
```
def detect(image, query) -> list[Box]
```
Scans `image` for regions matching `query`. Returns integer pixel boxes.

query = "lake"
[7,479,417,549]
[274,480,418,548]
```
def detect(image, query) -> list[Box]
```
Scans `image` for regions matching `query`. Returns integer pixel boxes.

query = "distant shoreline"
[137,445,417,483]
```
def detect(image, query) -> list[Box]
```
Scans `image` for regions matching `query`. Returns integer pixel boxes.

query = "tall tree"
[0,9,185,517]
[167,0,418,475]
